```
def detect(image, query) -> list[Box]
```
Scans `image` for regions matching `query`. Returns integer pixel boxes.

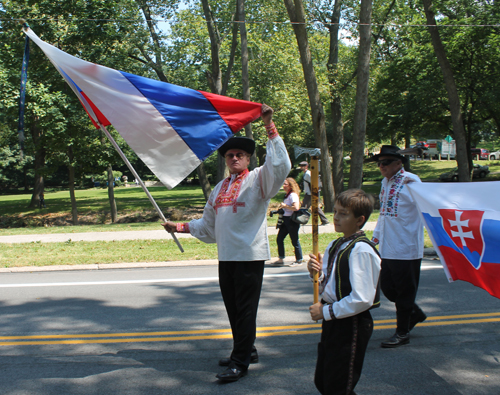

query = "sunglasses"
[377,159,399,167]
[225,152,248,159]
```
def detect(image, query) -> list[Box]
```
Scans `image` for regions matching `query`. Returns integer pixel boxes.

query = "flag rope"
[18,23,30,159]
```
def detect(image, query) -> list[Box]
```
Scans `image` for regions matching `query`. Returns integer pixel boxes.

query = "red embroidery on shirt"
[214,169,249,214]
[176,222,190,233]
[265,122,279,139]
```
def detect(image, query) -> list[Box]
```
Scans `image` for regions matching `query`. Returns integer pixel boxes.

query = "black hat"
[371,145,408,164]
[218,136,256,157]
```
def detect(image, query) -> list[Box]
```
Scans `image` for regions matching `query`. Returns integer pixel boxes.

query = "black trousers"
[315,310,373,395]
[380,258,422,334]
[276,216,303,261]
[218,261,265,371]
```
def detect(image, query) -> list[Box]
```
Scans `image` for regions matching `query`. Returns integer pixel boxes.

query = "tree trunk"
[283,0,335,212]
[421,0,469,182]
[28,121,45,209]
[327,0,344,198]
[348,0,372,189]
[197,164,212,201]
[202,0,240,185]
[237,0,258,170]
[107,165,117,223]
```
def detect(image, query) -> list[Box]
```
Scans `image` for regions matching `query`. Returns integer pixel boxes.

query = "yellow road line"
[0,312,498,346]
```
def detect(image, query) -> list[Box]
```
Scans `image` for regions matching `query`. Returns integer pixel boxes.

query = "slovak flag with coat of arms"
[408,181,500,299]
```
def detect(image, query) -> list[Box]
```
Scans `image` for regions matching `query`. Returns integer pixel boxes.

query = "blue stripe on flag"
[120,71,233,160]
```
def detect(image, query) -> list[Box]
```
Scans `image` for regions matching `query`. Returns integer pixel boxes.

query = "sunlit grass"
[0,229,438,268]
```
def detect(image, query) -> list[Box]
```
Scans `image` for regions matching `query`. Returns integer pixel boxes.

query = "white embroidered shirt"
[373,168,424,260]
[184,134,291,261]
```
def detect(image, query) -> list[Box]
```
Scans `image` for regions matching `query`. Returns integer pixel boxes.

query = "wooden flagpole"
[98,123,184,253]
[310,155,320,304]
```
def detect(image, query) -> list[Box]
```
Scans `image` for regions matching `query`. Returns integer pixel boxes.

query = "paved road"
[0,260,498,395]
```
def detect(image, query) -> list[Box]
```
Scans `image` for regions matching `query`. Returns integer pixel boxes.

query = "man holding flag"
[371,145,427,348]
[163,105,291,382]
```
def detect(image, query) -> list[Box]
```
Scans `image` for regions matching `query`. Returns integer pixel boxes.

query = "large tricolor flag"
[408,181,500,299]
[24,28,262,188]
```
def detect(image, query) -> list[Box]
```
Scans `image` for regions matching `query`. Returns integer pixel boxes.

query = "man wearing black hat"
[163,104,291,381]
[371,145,427,348]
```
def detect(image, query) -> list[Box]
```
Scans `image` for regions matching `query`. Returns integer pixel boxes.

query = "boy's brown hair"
[335,189,374,228]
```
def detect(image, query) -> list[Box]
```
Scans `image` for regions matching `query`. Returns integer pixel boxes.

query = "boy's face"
[333,202,365,238]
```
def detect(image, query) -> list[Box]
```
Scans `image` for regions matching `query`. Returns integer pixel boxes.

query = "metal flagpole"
[98,123,184,253]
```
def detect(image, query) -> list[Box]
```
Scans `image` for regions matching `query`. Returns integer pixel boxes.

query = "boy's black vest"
[328,235,381,310]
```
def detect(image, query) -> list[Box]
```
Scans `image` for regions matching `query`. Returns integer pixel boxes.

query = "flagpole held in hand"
[98,123,184,253]
[311,155,320,304]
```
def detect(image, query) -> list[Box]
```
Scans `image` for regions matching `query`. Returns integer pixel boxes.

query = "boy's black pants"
[315,310,373,395]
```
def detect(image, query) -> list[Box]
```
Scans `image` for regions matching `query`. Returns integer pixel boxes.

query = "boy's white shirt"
[316,239,381,320]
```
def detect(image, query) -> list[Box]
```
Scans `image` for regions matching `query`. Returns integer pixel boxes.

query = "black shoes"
[381,332,410,348]
[409,309,427,331]
[218,350,259,367]
[216,366,247,382]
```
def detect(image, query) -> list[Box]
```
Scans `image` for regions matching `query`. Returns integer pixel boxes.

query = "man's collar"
[388,167,405,181]
[229,168,249,179]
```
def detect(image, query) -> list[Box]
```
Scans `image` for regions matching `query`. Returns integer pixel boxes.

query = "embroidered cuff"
[265,121,279,139]
[176,223,190,233]
[321,304,336,321]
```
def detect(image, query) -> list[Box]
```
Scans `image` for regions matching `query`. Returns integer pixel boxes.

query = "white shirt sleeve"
[258,136,291,200]
[187,189,218,243]
[322,243,381,321]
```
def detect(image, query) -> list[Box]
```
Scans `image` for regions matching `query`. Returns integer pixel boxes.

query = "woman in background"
[273,177,304,267]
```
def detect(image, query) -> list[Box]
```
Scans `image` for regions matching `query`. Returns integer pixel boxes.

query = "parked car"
[471,148,489,160]
[489,150,500,160]
[439,164,490,182]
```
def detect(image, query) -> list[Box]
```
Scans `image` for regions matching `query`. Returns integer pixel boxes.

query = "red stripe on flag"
[199,91,262,133]
[80,91,111,128]
[439,245,500,299]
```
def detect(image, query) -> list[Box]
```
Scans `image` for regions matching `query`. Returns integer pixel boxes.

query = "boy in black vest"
[308,189,381,395]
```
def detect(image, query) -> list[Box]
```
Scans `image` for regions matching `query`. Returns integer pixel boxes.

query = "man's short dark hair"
[335,189,374,228]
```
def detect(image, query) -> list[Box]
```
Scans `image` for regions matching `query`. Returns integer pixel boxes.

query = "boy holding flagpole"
[308,189,381,395]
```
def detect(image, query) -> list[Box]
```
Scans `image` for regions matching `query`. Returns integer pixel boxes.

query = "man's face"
[377,155,402,179]
[225,149,250,174]
[300,164,308,173]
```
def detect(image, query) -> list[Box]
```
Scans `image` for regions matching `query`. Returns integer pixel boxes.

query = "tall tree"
[237,0,258,169]
[421,0,469,181]
[133,0,212,200]
[283,0,335,211]
[348,0,372,189]
[201,0,240,183]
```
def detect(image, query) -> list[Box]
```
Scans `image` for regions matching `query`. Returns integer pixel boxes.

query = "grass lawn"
[0,231,368,267]
[0,228,436,268]
[0,157,492,268]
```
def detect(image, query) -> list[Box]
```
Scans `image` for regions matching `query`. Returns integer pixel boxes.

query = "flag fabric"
[407,181,500,299]
[24,28,262,189]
